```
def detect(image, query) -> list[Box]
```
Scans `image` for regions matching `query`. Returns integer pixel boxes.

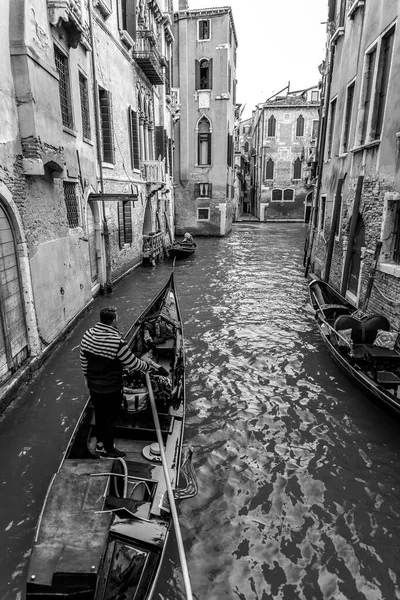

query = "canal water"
[1,223,400,600]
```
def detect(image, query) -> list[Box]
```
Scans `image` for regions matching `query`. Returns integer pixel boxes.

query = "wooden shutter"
[123,202,133,244]
[296,115,304,136]
[163,129,168,167]
[129,107,140,169]
[126,0,137,41]
[195,60,200,90]
[155,126,164,160]
[207,133,212,164]
[208,58,213,89]
[99,89,114,163]
[168,138,173,175]
[118,202,124,248]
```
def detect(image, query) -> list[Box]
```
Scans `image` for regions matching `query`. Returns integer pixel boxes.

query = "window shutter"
[124,201,133,244]
[195,60,200,90]
[209,183,212,198]
[163,129,168,167]
[118,202,124,248]
[129,108,140,170]
[99,89,114,163]
[126,0,137,41]
[296,115,304,136]
[155,126,164,160]
[168,138,173,175]
[208,58,213,89]
[207,133,212,164]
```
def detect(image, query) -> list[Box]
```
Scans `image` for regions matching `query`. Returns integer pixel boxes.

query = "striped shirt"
[80,322,148,393]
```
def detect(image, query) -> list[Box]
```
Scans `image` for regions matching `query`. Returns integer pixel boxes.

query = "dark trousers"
[90,389,123,452]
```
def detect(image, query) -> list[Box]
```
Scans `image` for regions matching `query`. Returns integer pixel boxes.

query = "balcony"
[133,30,164,85]
[47,0,85,48]
[144,160,166,196]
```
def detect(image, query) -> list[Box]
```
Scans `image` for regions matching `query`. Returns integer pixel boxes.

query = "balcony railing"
[133,30,164,85]
[143,160,166,184]
[142,231,164,260]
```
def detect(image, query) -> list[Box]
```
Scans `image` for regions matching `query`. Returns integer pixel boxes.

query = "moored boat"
[308,276,400,416]
[26,272,197,599]
[168,241,197,259]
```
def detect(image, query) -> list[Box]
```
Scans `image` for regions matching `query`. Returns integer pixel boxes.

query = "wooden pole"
[145,373,193,600]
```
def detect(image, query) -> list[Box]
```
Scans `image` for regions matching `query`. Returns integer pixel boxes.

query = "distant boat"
[308,276,400,416]
[26,272,197,600]
[169,240,197,259]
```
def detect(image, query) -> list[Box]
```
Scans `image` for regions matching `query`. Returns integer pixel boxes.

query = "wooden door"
[87,203,98,283]
[348,216,365,296]
[0,205,28,382]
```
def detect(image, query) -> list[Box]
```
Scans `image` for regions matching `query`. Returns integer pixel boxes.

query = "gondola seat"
[334,314,390,344]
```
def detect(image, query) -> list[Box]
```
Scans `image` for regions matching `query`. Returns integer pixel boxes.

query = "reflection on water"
[156,224,400,600]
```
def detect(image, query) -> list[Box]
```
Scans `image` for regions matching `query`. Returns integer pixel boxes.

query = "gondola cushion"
[373,330,398,350]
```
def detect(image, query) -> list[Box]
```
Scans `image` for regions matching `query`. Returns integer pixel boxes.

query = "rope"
[373,281,400,306]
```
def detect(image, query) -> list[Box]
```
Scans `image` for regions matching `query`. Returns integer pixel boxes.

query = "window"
[198,19,210,40]
[227,132,233,167]
[118,201,133,247]
[99,87,115,164]
[272,189,283,202]
[54,45,73,129]
[197,208,210,220]
[79,73,91,140]
[293,158,302,180]
[283,189,294,202]
[120,0,136,40]
[360,48,377,145]
[334,194,343,240]
[267,115,276,137]
[244,141,249,153]
[327,98,337,159]
[373,27,395,139]
[296,115,305,137]
[63,182,79,227]
[196,59,213,90]
[319,195,327,231]
[228,63,231,94]
[197,117,211,165]
[128,107,140,170]
[197,183,212,198]
[311,90,319,102]
[312,120,319,140]
[265,158,274,180]
[341,81,355,153]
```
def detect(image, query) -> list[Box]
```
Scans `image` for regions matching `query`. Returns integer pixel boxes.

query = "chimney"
[179,0,189,9]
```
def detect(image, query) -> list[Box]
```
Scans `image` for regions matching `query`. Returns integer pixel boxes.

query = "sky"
[173,0,329,119]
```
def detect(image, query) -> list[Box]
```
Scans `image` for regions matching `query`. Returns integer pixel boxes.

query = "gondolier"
[80,306,149,458]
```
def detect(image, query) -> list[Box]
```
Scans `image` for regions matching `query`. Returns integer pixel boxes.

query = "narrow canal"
[1,223,400,600]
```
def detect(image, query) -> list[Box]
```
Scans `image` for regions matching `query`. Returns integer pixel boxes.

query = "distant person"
[183,232,194,243]
[80,306,150,458]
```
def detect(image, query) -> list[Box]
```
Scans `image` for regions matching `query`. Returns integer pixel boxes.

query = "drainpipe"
[340,175,364,296]
[304,42,336,277]
[88,0,112,293]
[324,175,345,282]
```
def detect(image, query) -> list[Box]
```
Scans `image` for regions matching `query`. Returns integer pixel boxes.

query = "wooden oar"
[145,372,193,600]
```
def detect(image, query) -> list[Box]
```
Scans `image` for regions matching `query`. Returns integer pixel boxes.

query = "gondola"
[308,276,400,416]
[26,272,197,600]
[168,241,197,259]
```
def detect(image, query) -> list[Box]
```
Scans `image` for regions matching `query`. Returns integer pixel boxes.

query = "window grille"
[283,188,294,202]
[393,203,400,264]
[79,73,91,140]
[63,182,79,227]
[272,189,283,202]
[198,208,210,220]
[54,46,73,129]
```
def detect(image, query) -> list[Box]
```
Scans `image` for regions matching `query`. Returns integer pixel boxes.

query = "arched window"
[293,157,302,179]
[265,158,274,180]
[296,114,305,136]
[196,59,213,90]
[284,188,294,202]
[267,115,276,137]
[244,141,249,153]
[197,117,211,165]
[272,189,282,202]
